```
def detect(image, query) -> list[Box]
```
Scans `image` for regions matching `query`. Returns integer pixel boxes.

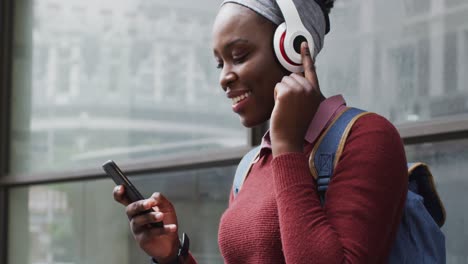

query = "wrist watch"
[151,233,190,264]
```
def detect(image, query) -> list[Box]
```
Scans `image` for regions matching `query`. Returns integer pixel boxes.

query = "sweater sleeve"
[272,114,408,264]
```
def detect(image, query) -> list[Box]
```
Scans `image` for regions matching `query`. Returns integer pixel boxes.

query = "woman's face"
[212,4,288,128]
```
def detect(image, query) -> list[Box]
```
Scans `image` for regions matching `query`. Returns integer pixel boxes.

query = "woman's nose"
[220,70,237,91]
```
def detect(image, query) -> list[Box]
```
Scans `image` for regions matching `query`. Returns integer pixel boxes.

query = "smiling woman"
[212,5,287,127]
[113,0,410,263]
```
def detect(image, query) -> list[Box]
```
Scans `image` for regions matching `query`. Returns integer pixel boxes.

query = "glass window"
[462,29,468,96]
[405,139,468,263]
[8,165,235,264]
[403,0,431,16]
[318,1,468,125]
[10,0,242,174]
[445,0,466,8]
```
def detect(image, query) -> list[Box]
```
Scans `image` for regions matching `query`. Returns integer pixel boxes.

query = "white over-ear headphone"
[273,0,315,73]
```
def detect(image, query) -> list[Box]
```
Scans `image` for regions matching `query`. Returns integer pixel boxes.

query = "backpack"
[232,107,446,264]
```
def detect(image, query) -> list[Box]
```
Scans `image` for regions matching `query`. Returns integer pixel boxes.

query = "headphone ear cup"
[273,23,287,67]
[273,23,304,73]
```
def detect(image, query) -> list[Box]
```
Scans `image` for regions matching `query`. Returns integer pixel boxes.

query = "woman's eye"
[233,54,248,64]
[214,52,248,69]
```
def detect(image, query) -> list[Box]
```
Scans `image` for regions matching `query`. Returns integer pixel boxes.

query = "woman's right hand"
[113,185,180,264]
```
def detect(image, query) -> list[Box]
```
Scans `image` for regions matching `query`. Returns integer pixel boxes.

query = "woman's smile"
[231,91,252,113]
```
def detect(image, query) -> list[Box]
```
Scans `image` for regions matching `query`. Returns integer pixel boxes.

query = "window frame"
[0,0,14,262]
[0,0,13,177]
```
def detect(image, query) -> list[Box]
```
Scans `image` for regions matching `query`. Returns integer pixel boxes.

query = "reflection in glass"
[318,1,468,124]
[406,140,468,263]
[11,0,242,173]
[8,165,235,264]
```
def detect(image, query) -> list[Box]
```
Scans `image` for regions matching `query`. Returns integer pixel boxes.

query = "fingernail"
[167,224,177,232]
[155,212,163,219]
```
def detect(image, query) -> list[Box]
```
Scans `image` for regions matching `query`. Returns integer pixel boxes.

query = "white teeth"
[232,91,251,104]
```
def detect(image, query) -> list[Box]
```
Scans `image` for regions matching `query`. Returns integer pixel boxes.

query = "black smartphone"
[102,160,163,228]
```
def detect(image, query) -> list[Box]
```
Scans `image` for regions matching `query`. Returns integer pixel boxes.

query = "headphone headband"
[277,0,330,34]
[275,0,304,31]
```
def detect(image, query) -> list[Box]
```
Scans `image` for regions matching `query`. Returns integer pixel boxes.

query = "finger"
[301,41,319,90]
[281,75,303,90]
[138,224,178,242]
[126,199,155,219]
[289,73,312,91]
[132,212,164,229]
[149,192,172,211]
[113,185,132,206]
[163,224,178,233]
[134,222,178,237]
[274,82,288,101]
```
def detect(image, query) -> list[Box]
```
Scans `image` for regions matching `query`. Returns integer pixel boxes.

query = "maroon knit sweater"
[215,114,408,264]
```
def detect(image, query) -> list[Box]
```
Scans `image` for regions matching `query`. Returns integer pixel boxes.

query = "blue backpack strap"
[309,107,372,203]
[232,146,261,199]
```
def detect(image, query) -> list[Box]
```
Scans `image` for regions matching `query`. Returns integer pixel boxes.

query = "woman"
[113,1,408,263]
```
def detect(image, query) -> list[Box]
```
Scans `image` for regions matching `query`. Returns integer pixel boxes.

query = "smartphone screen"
[102,160,163,228]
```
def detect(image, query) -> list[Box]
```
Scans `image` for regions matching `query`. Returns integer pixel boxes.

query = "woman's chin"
[239,115,265,128]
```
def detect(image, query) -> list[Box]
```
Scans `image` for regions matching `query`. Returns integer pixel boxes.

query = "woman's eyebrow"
[213,38,249,57]
[224,38,249,50]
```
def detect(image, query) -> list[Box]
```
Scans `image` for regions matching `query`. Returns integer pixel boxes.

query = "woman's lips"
[231,91,251,113]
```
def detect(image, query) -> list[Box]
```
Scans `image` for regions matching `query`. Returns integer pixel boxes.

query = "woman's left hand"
[270,41,324,157]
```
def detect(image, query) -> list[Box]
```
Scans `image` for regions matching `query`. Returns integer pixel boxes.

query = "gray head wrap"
[221,0,328,56]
